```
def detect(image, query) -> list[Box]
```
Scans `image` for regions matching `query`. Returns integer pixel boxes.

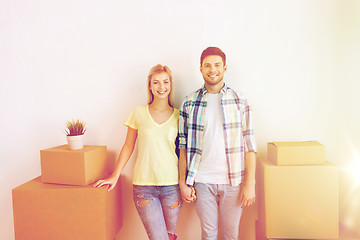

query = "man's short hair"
[200,47,226,66]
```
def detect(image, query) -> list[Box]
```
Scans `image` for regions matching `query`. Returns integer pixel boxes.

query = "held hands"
[240,182,256,208]
[180,183,197,203]
[93,175,118,192]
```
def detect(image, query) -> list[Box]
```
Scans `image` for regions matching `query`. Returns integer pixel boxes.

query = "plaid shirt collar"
[198,83,228,96]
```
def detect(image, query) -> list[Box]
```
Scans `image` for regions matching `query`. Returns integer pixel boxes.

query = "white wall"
[1,0,359,239]
[336,0,360,235]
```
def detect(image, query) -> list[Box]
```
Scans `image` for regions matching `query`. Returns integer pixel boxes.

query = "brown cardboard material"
[12,177,122,240]
[40,145,111,185]
[268,141,325,165]
[257,160,339,239]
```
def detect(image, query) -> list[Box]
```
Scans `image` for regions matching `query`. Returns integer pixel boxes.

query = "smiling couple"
[93,46,257,240]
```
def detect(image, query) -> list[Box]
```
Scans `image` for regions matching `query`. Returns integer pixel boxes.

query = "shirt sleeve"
[179,97,189,149]
[242,98,257,153]
[124,107,138,130]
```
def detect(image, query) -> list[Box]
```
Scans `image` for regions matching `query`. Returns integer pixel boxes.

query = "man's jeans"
[133,185,181,240]
[194,183,243,240]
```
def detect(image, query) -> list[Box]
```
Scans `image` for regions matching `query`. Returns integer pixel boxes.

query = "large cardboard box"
[12,177,122,240]
[268,141,325,165]
[257,160,339,239]
[41,145,111,185]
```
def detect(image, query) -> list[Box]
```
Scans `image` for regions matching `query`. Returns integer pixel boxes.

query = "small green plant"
[65,119,86,136]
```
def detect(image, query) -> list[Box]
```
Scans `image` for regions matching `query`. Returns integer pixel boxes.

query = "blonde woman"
[94,64,181,240]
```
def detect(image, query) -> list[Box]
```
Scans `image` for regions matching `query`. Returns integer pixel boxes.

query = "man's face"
[200,55,227,87]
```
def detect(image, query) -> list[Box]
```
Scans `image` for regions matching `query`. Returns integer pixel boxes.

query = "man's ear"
[224,65,228,72]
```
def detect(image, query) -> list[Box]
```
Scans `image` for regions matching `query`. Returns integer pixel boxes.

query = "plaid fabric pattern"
[179,84,257,186]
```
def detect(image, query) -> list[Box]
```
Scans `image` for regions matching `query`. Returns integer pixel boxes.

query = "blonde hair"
[147,64,174,107]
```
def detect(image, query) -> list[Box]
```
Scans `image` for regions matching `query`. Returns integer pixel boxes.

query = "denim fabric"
[133,185,181,240]
[194,183,243,240]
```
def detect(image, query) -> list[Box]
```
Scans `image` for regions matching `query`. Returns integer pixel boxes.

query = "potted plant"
[65,119,86,150]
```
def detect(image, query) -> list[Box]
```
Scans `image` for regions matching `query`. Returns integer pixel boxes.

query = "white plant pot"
[66,135,84,150]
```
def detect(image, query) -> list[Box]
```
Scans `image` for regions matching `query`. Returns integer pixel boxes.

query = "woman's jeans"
[194,182,243,240]
[133,185,181,240]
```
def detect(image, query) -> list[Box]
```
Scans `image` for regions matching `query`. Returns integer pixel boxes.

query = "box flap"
[272,141,321,147]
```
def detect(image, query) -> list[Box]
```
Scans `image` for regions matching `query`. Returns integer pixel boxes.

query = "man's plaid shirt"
[179,84,257,186]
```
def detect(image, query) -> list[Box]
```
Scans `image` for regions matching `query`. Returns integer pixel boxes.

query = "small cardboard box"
[257,160,339,239]
[12,177,122,240]
[268,141,325,165]
[41,145,111,186]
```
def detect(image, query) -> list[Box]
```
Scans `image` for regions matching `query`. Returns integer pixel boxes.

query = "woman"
[93,64,181,240]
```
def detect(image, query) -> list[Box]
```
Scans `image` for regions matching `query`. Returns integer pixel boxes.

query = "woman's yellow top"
[124,105,179,186]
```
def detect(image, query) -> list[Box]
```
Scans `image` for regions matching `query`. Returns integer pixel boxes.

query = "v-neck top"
[124,105,179,185]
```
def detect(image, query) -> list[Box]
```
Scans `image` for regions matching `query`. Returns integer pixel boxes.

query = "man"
[178,47,257,240]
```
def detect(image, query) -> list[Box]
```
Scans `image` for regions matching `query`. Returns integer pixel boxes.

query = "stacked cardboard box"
[12,145,122,240]
[257,141,339,240]
[40,145,110,185]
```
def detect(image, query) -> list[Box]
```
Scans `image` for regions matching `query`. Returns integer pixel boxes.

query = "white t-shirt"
[195,93,229,184]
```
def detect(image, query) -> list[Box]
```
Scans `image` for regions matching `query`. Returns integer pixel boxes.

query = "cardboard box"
[12,177,122,240]
[268,141,325,165]
[41,145,111,186]
[257,160,339,239]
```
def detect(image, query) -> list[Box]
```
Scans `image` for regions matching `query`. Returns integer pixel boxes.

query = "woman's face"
[149,72,171,100]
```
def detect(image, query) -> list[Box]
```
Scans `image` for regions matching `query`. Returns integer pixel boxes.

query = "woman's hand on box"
[93,176,118,191]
